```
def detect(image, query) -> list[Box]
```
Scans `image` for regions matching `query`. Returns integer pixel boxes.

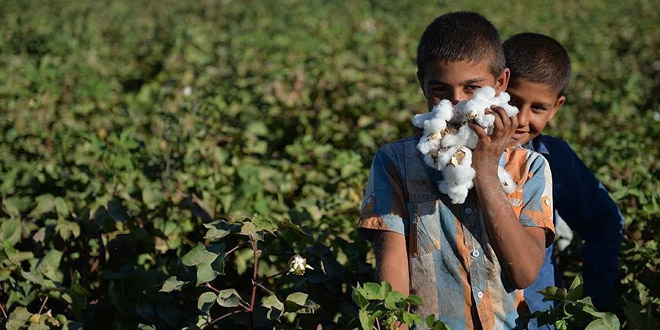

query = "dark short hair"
[503,33,572,95]
[416,11,506,78]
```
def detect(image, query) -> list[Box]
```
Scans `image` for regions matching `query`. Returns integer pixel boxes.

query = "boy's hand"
[469,105,518,174]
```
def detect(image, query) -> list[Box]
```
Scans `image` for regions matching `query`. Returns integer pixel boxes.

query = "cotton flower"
[412,87,520,204]
[287,254,313,276]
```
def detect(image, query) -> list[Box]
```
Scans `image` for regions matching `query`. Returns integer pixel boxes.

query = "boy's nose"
[517,107,530,126]
[451,90,470,105]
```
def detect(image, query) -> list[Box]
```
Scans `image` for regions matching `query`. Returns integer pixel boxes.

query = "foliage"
[533,276,621,329]
[159,215,322,328]
[352,281,449,330]
[0,0,658,329]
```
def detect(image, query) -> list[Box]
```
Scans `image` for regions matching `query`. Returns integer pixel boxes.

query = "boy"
[359,12,555,329]
[503,33,624,325]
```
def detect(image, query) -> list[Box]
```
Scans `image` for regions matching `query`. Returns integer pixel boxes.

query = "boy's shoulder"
[531,134,575,156]
[376,134,422,157]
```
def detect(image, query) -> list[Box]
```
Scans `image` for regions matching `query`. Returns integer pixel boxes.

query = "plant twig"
[38,296,49,315]
[225,241,249,256]
[256,282,276,296]
[0,300,8,320]
[211,309,244,324]
[249,239,259,329]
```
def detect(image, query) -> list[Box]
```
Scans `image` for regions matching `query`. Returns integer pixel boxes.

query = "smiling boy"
[503,33,624,328]
[359,13,555,329]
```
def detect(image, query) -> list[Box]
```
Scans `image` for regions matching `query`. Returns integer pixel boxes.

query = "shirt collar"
[528,135,551,155]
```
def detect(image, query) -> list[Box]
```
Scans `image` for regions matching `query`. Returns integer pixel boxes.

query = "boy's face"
[506,77,565,145]
[417,59,509,110]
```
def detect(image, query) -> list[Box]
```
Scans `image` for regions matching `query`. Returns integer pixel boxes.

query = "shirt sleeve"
[502,148,555,247]
[358,148,408,240]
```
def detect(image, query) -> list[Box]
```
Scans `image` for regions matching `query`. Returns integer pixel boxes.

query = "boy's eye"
[532,105,547,112]
[465,85,479,92]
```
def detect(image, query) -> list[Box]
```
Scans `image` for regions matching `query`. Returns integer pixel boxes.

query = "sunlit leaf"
[182,245,218,266]
[197,292,217,313]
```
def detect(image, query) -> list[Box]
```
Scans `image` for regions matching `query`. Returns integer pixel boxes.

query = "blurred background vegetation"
[1,0,658,328]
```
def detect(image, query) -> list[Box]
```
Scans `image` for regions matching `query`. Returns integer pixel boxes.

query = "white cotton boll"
[455,125,478,149]
[491,91,519,117]
[412,112,433,128]
[473,113,495,129]
[433,100,455,122]
[423,153,439,169]
[417,135,440,154]
[498,166,517,194]
[473,86,496,101]
[440,131,461,148]
[444,164,475,186]
[438,181,470,204]
[413,86,523,204]
[435,147,457,169]
[424,117,447,134]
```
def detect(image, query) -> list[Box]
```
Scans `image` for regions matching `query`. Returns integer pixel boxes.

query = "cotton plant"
[413,86,519,204]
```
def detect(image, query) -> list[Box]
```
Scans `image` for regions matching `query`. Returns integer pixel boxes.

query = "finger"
[487,108,505,136]
[468,121,488,140]
[490,106,515,136]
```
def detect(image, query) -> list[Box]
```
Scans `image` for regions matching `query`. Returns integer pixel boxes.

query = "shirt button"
[471,249,480,258]
[477,291,484,299]
[544,198,550,206]
[465,207,472,215]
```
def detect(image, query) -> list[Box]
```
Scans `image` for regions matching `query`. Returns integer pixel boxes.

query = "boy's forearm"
[473,171,546,289]
[373,231,410,296]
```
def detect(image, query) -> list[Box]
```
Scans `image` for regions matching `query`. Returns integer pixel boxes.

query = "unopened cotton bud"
[287,254,313,276]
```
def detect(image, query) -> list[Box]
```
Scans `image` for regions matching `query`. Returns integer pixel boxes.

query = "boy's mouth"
[513,130,528,140]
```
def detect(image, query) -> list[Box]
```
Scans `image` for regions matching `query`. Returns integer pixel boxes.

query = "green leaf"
[1,218,21,246]
[36,249,63,283]
[71,270,91,297]
[402,311,421,326]
[217,289,243,308]
[284,292,319,314]
[160,276,186,292]
[623,298,660,330]
[197,292,217,313]
[29,194,55,217]
[182,245,218,266]
[196,261,218,286]
[4,241,34,264]
[54,197,69,216]
[538,286,568,301]
[406,294,423,306]
[351,286,369,308]
[251,214,278,236]
[358,308,375,330]
[203,220,240,241]
[55,219,81,240]
[384,290,405,310]
[360,282,385,300]
[262,294,284,321]
[3,197,27,218]
[239,221,263,241]
[584,314,620,330]
[380,280,392,297]
[142,186,164,210]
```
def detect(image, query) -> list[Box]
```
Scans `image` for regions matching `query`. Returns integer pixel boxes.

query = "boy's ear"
[417,70,427,99]
[548,95,566,121]
[494,68,510,94]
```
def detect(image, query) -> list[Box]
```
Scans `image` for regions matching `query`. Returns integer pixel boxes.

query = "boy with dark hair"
[503,32,624,327]
[359,12,555,329]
